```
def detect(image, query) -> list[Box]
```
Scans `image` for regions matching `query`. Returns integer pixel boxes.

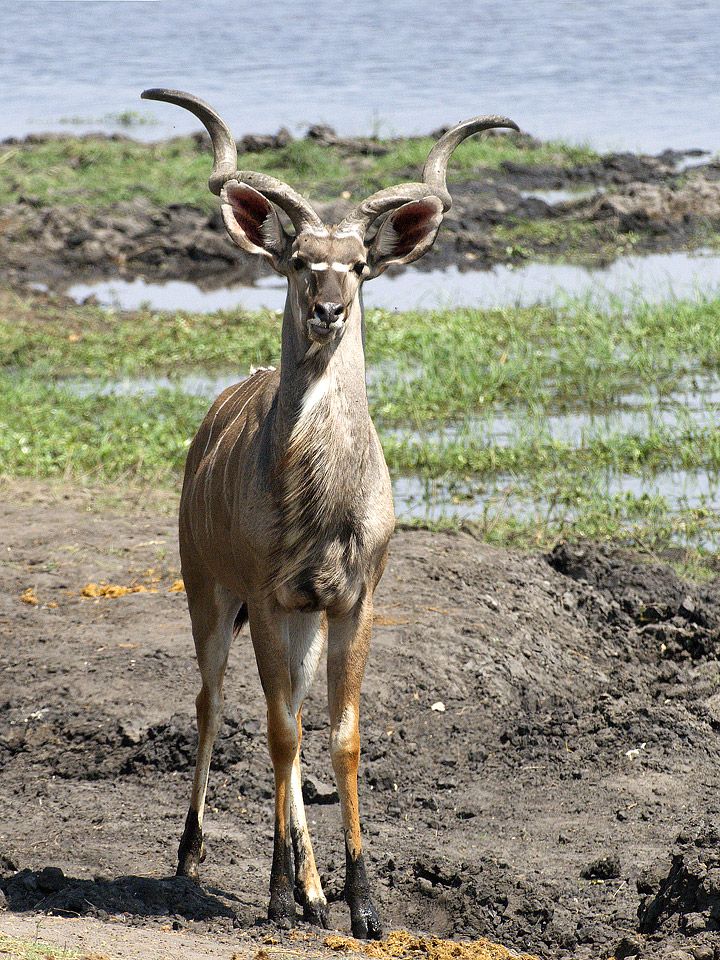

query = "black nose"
[313,302,344,327]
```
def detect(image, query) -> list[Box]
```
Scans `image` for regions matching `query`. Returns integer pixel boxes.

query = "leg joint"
[268,707,300,767]
[330,705,359,766]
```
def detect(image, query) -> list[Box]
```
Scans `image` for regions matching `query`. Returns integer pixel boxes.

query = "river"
[3,0,719,153]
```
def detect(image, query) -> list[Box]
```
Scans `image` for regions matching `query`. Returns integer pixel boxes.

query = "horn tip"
[470,115,520,133]
[141,87,186,103]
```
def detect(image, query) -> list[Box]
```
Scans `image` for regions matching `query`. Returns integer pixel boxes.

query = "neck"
[268,292,375,607]
[276,292,369,439]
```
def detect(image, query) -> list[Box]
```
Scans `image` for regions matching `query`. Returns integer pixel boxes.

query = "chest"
[270,396,392,613]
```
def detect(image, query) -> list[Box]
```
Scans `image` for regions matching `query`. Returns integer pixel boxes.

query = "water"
[66,250,720,314]
[64,371,244,400]
[56,364,720,543]
[4,1,720,154]
[394,469,720,539]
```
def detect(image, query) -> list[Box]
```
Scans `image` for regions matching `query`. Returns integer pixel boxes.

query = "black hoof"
[176,857,200,881]
[351,904,382,940]
[177,808,204,881]
[302,898,330,928]
[269,886,297,930]
[268,904,296,930]
[177,835,204,879]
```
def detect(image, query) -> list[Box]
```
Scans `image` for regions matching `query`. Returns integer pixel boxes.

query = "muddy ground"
[1,483,720,959]
[1,129,720,291]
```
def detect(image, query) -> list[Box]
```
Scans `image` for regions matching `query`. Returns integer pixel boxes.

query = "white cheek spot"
[331,262,351,273]
[310,262,329,271]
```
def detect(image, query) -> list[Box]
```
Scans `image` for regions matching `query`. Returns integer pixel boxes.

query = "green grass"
[3,284,720,557]
[4,375,719,487]
[491,218,643,265]
[6,289,720,417]
[0,378,198,483]
[0,133,599,209]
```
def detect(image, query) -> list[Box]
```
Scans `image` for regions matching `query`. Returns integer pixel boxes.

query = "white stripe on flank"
[222,368,273,511]
[202,372,270,534]
[200,381,245,460]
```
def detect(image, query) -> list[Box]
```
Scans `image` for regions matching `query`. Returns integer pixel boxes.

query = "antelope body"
[141,88,517,938]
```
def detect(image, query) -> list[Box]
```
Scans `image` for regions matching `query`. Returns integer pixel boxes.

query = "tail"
[233,602,249,635]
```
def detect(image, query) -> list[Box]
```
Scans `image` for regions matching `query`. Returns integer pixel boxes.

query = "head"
[141,89,518,346]
[220,179,444,344]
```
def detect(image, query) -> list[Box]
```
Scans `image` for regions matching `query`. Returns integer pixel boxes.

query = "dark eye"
[353,261,368,275]
[291,254,305,270]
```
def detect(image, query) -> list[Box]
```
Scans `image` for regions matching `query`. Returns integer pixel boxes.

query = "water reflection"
[67,250,720,314]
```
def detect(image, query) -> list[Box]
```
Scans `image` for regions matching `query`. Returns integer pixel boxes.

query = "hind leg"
[177,575,241,879]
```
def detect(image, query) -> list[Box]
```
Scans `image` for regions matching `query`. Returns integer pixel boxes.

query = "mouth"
[307,317,344,343]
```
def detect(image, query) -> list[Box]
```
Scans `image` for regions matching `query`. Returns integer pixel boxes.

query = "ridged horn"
[338,115,519,236]
[141,88,324,233]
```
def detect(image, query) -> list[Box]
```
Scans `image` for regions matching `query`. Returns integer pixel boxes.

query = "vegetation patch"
[2,284,720,558]
[0,133,599,210]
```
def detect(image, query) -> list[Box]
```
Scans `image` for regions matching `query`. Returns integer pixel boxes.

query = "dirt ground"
[1,482,720,960]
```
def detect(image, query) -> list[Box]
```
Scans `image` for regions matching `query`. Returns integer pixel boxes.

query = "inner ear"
[368,197,444,275]
[221,181,288,266]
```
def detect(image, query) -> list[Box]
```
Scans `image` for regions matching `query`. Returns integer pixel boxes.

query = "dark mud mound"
[4,493,720,959]
[547,541,720,662]
[1,132,719,289]
[638,821,720,941]
[410,856,556,951]
[0,707,275,803]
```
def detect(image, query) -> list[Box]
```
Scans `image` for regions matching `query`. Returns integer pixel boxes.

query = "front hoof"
[268,891,296,930]
[176,857,200,881]
[176,841,204,881]
[177,809,204,880]
[351,904,382,940]
[302,898,330,928]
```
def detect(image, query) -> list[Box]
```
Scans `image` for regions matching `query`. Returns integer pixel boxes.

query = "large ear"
[367,196,444,277]
[220,180,289,270]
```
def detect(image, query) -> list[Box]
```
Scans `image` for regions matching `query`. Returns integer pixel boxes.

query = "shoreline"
[0,129,718,291]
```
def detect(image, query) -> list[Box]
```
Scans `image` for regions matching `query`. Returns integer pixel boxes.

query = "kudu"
[141,88,518,938]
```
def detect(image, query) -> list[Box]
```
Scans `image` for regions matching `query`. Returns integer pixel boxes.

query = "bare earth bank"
[1,483,720,960]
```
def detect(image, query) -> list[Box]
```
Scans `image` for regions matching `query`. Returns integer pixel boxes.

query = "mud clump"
[411,857,556,951]
[638,821,720,939]
[547,540,720,662]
